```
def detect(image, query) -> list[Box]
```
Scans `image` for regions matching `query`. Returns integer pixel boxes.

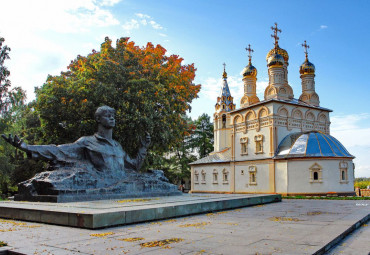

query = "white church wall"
[233,127,271,161]
[275,160,288,194]
[287,159,354,194]
[192,164,231,192]
[234,163,270,192]
[214,113,232,151]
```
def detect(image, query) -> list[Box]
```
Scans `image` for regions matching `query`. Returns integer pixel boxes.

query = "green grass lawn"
[283,196,370,200]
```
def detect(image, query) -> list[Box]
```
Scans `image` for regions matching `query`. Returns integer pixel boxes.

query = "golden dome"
[300,58,315,75]
[266,46,289,63]
[267,51,284,67]
[243,62,257,77]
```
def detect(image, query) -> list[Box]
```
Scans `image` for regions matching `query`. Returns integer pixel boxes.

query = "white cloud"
[201,75,269,108]
[122,13,164,33]
[122,19,140,33]
[100,0,121,6]
[330,113,370,177]
[331,113,370,132]
[256,79,268,98]
[0,0,121,101]
[320,25,328,30]
[159,33,167,37]
[135,13,151,19]
[0,0,120,34]
[149,20,163,30]
[201,75,243,106]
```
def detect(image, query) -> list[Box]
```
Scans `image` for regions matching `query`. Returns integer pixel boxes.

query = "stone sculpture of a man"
[2,105,151,172]
[1,106,179,202]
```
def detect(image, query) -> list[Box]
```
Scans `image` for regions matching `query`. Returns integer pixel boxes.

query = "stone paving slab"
[0,194,281,229]
[327,217,370,255]
[0,199,369,255]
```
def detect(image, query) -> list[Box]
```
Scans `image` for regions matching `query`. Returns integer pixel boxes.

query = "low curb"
[313,212,370,255]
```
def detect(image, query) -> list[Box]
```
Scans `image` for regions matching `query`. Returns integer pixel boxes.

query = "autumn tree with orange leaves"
[34,37,200,158]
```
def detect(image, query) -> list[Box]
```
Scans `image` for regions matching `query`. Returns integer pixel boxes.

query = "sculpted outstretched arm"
[1,134,29,152]
[1,133,82,163]
[124,132,151,171]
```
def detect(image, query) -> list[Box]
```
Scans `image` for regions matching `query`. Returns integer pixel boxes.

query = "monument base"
[15,169,181,203]
[0,194,282,229]
[14,190,181,203]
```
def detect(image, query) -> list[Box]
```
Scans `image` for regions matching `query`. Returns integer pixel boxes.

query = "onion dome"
[266,46,289,62]
[222,67,227,79]
[300,41,315,75]
[267,51,285,67]
[243,62,257,77]
[243,44,257,77]
[275,132,354,158]
[300,58,315,75]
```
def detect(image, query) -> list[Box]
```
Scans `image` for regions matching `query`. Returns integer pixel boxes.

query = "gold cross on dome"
[271,22,282,48]
[245,44,254,63]
[301,40,310,59]
[222,63,227,78]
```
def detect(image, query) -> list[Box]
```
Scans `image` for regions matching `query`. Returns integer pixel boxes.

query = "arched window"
[254,135,264,154]
[251,173,256,182]
[249,166,257,185]
[222,114,226,128]
[339,161,348,183]
[194,170,199,184]
[213,169,218,184]
[240,137,248,155]
[201,170,206,183]
[309,163,322,183]
[313,172,318,180]
[222,169,229,184]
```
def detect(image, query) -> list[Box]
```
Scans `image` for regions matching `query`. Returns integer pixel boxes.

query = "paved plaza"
[0,199,369,255]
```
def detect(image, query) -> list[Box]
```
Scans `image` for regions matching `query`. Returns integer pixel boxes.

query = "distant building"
[190,24,355,196]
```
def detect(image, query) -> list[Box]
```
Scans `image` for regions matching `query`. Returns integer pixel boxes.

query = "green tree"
[0,36,11,117]
[147,115,197,184]
[0,36,27,133]
[0,36,28,196]
[34,37,201,159]
[189,113,214,158]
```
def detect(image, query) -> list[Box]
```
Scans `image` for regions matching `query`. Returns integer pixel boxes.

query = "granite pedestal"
[0,194,281,229]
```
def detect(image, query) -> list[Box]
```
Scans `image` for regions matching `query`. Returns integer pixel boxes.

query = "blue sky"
[1,0,370,177]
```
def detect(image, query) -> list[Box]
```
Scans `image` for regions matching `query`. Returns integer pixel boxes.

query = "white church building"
[190,24,355,196]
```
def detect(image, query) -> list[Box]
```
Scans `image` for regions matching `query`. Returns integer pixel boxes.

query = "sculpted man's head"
[95,106,115,129]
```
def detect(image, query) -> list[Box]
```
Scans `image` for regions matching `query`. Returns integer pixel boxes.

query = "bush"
[355,180,370,189]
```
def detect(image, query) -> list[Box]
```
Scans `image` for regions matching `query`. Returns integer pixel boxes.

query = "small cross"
[245,44,254,63]
[301,40,310,59]
[222,62,227,78]
[271,22,282,47]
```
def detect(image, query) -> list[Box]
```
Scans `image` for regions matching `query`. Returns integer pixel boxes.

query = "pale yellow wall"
[272,102,330,146]
[196,96,349,195]
[192,164,231,192]
[287,159,354,194]
[234,163,270,192]
[231,102,274,161]
[234,127,271,161]
[229,101,331,162]
[275,160,288,194]
[214,113,232,151]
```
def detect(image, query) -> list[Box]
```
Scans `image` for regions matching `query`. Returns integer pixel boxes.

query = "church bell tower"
[214,64,235,151]
[299,40,320,106]
[264,23,294,100]
[240,44,260,107]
